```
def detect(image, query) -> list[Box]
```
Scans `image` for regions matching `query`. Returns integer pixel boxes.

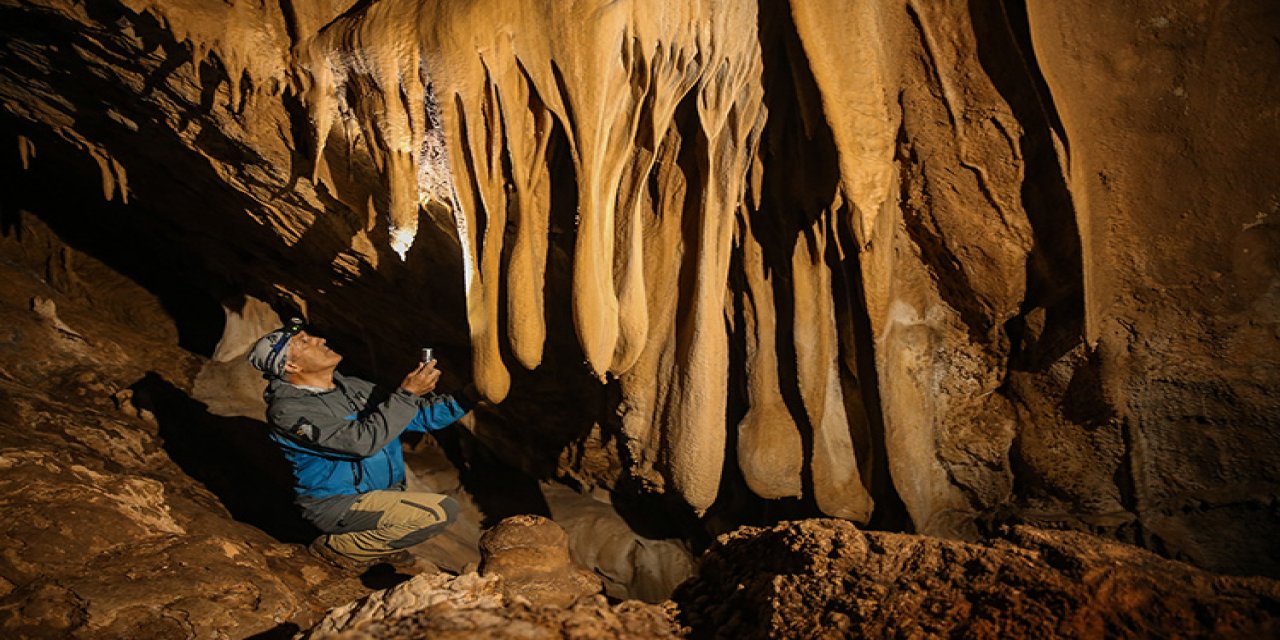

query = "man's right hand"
[399,361,442,396]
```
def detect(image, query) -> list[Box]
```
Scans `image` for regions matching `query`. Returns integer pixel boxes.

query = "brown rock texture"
[478,514,604,607]
[306,562,679,640]
[674,519,1280,639]
[0,215,371,636]
[0,0,1276,578]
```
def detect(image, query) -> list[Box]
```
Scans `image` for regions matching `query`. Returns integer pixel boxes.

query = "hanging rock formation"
[0,0,1276,579]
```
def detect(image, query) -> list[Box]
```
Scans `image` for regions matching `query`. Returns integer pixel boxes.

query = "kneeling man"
[248,318,476,568]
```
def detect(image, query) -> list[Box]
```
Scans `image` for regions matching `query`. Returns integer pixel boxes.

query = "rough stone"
[478,515,604,608]
[674,519,1280,639]
[0,219,370,638]
[305,558,678,640]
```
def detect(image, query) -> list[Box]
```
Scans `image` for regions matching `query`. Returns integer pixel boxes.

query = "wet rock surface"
[674,519,1280,639]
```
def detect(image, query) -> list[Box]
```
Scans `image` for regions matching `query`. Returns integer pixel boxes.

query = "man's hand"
[399,361,442,396]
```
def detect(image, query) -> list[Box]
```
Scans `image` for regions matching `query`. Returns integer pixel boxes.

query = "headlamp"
[268,317,306,361]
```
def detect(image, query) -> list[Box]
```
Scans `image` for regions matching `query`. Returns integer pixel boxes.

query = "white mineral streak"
[303,0,850,514]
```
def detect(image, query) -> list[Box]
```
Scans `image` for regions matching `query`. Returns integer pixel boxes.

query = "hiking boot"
[307,538,374,572]
[307,539,427,572]
[383,550,421,566]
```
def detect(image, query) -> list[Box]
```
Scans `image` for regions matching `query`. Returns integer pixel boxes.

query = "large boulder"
[478,515,604,608]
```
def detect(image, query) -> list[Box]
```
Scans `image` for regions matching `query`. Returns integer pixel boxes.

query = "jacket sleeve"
[404,392,473,433]
[268,389,423,458]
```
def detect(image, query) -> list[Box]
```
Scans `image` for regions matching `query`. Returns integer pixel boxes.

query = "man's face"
[284,331,342,375]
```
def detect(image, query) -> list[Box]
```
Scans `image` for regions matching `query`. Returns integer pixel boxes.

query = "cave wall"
[0,0,1275,575]
[1025,0,1280,573]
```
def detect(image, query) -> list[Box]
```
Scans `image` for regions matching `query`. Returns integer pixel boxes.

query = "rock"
[674,519,1280,639]
[478,515,604,607]
[30,296,84,340]
[545,483,695,603]
[305,571,681,640]
[304,572,506,639]
[0,236,368,638]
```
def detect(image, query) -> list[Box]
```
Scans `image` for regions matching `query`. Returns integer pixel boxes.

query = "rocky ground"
[299,516,1280,639]
[0,212,700,637]
[674,520,1280,639]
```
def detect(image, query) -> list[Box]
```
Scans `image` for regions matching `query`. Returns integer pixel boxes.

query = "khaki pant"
[321,490,458,561]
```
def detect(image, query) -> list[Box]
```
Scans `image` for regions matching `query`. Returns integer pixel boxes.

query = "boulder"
[478,515,604,608]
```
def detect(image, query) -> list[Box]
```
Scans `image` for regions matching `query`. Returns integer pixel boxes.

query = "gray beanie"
[247,318,304,379]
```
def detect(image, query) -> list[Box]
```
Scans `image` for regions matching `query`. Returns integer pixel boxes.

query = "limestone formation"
[477,515,603,608]
[545,483,695,603]
[305,524,678,640]
[0,0,1276,581]
[674,519,1280,638]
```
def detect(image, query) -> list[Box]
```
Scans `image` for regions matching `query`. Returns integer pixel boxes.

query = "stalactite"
[287,0,866,514]
[792,222,872,521]
[736,206,804,500]
[499,67,554,371]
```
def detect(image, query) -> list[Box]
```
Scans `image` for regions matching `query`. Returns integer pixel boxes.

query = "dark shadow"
[0,121,228,357]
[429,425,552,528]
[745,0,909,530]
[129,372,317,543]
[755,0,836,523]
[358,563,416,591]
[244,622,301,640]
[968,0,1085,372]
[831,213,913,533]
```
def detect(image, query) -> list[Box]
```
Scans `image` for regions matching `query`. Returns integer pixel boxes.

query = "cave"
[0,0,1277,637]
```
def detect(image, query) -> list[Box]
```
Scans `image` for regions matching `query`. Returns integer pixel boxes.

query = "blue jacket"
[263,372,469,523]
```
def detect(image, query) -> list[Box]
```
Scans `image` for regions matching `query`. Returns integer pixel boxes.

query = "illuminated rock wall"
[1,0,1275,575]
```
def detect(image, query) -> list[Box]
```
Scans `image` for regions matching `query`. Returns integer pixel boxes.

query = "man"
[247,317,477,570]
